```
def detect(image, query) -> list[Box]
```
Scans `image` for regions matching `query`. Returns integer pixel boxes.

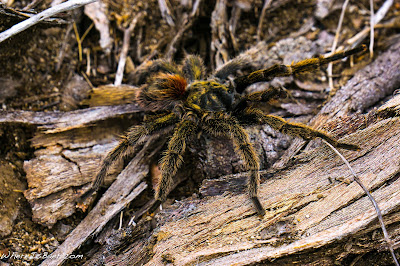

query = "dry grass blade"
[115,12,144,86]
[327,0,349,91]
[369,0,375,58]
[347,0,393,47]
[321,139,399,266]
[257,0,272,42]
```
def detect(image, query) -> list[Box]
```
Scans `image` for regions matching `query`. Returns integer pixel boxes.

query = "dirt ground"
[0,0,399,265]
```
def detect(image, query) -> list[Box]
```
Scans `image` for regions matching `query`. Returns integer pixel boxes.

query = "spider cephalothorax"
[83,46,366,216]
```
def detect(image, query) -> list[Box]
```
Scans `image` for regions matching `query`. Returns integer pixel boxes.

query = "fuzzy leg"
[245,86,288,103]
[80,113,179,201]
[242,108,359,151]
[182,55,206,82]
[202,114,265,216]
[234,45,367,92]
[155,117,198,202]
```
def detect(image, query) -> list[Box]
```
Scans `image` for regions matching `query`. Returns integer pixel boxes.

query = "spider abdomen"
[186,81,234,112]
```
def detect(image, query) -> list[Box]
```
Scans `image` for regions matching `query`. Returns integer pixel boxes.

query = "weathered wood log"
[145,105,400,265]
[39,136,156,266]
[98,43,400,265]
[1,104,143,227]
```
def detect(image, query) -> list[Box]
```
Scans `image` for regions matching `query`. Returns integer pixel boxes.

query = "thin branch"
[346,0,393,47]
[321,139,399,266]
[0,0,98,43]
[327,0,349,91]
[257,0,272,42]
[119,211,123,230]
[114,13,143,86]
[81,71,94,90]
[55,23,73,72]
[164,0,201,60]
[369,0,375,58]
[23,0,44,11]
[210,0,229,69]
[228,5,241,53]
[158,0,175,27]
[84,48,91,76]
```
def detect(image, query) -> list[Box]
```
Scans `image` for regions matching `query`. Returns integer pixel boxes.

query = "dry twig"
[55,23,73,72]
[322,139,399,266]
[257,0,272,42]
[228,4,241,53]
[115,12,144,86]
[164,0,201,59]
[0,0,98,43]
[210,0,229,69]
[369,0,375,58]
[158,0,175,27]
[327,0,349,91]
[347,0,393,47]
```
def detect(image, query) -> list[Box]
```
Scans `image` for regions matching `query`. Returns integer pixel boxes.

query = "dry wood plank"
[315,42,400,127]
[80,84,139,107]
[378,93,400,116]
[39,156,149,266]
[0,104,141,131]
[24,141,119,200]
[38,133,169,266]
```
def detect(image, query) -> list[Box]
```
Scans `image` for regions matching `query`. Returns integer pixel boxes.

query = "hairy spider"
[82,45,366,216]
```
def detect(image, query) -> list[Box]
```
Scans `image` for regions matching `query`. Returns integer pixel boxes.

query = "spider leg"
[241,108,359,151]
[213,54,252,81]
[80,113,179,201]
[233,86,288,116]
[149,59,181,75]
[182,55,206,82]
[130,58,182,84]
[234,45,367,92]
[155,113,198,203]
[245,86,288,103]
[202,113,265,216]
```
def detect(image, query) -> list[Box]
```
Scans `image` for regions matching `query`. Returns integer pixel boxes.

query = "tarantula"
[82,45,366,216]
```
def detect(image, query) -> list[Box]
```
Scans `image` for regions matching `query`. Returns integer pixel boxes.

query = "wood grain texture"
[8,104,143,227]
[147,112,400,266]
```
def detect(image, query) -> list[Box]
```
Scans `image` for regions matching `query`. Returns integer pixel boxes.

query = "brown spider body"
[82,45,366,216]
